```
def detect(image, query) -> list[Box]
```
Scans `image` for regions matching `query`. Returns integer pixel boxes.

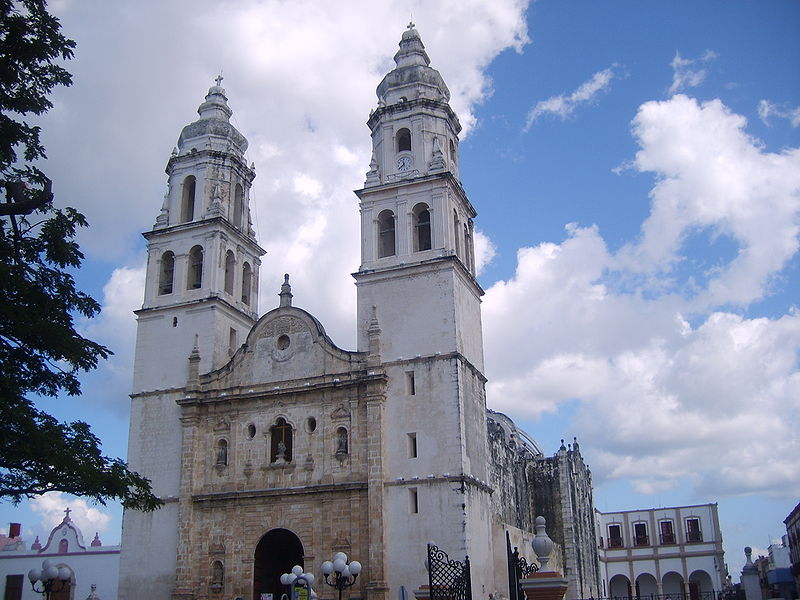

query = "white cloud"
[524,65,617,130]
[484,95,800,499]
[668,50,716,95]
[45,1,530,364]
[30,492,113,539]
[616,95,800,309]
[474,229,497,275]
[758,99,800,127]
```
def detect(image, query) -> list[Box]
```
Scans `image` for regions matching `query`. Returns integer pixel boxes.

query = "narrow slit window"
[409,488,419,514]
[407,433,417,458]
[406,371,416,395]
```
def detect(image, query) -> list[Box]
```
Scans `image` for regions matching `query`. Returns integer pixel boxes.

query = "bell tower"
[354,25,493,597]
[119,80,264,600]
[132,77,265,393]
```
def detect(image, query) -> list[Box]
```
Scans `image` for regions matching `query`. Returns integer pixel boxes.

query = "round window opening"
[276,334,290,350]
[247,423,256,439]
[307,417,317,433]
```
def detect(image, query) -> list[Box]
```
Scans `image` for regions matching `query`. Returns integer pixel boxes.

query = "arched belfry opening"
[253,528,304,600]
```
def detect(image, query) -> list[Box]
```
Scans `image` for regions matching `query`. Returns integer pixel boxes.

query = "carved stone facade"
[119,26,601,600]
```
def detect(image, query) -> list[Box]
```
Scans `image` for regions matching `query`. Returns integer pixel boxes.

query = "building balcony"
[686,530,703,543]
[634,535,650,546]
[609,537,624,548]
[660,533,676,545]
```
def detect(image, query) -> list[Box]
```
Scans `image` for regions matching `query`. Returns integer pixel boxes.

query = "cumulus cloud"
[617,95,800,309]
[474,229,497,276]
[524,65,617,130]
[484,94,800,499]
[45,0,530,350]
[758,99,800,127]
[30,492,113,538]
[668,50,716,95]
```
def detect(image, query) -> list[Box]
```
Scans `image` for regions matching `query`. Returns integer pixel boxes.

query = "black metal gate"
[427,543,472,600]
[507,531,538,600]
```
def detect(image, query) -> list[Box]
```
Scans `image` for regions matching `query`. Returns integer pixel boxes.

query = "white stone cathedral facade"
[118,26,601,600]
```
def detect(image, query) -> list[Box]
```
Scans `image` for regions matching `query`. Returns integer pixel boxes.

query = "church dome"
[177,78,248,155]
[376,25,450,103]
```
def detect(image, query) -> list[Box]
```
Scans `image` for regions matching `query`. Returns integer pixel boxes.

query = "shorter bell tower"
[132,78,265,394]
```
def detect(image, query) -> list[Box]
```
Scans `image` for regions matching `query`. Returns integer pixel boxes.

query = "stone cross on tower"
[64,507,72,521]
[215,74,223,86]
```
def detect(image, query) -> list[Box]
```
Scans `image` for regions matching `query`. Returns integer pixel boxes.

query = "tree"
[0,0,161,511]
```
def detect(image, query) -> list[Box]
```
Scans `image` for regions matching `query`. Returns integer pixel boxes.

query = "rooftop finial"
[279,274,293,308]
[215,73,224,87]
[63,507,72,521]
[407,20,415,30]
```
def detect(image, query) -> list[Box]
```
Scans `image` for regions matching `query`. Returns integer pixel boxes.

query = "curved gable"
[206,305,366,387]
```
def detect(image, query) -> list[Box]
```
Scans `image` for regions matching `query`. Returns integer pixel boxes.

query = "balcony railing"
[608,538,624,548]
[686,530,703,543]
[634,535,650,546]
[660,533,676,545]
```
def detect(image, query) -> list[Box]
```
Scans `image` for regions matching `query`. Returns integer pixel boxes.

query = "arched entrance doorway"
[253,528,304,600]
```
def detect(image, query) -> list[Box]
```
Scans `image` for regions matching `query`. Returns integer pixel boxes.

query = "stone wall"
[487,415,601,600]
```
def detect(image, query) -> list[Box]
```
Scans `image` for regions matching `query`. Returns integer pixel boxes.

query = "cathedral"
[118,26,600,600]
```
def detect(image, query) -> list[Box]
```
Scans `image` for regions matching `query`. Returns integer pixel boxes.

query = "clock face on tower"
[397,155,413,171]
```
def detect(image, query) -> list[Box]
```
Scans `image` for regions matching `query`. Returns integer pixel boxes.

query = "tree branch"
[0,178,53,216]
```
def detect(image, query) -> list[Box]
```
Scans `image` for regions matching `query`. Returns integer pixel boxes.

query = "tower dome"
[376,24,450,105]
[177,76,248,156]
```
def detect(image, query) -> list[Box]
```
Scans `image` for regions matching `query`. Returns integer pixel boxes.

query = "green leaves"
[0,0,161,512]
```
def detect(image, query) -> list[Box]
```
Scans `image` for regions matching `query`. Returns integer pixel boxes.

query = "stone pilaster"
[365,378,389,600]
[173,408,200,599]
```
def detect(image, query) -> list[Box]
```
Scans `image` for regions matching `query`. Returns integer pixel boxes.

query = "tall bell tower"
[132,77,265,393]
[119,79,264,600]
[354,25,494,596]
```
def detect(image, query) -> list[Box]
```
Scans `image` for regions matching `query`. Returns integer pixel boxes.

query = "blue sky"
[2,0,798,580]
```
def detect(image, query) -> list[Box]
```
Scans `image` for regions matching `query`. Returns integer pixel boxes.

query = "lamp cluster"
[280,565,317,599]
[321,553,362,600]
[27,559,71,597]
[280,554,362,600]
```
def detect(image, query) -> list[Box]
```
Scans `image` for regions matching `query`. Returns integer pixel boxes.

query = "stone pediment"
[205,306,366,388]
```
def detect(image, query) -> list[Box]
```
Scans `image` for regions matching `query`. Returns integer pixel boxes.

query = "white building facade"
[596,504,728,600]
[0,511,119,600]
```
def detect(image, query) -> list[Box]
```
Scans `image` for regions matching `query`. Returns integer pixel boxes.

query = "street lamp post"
[27,559,71,599]
[279,565,316,600]
[321,553,362,600]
